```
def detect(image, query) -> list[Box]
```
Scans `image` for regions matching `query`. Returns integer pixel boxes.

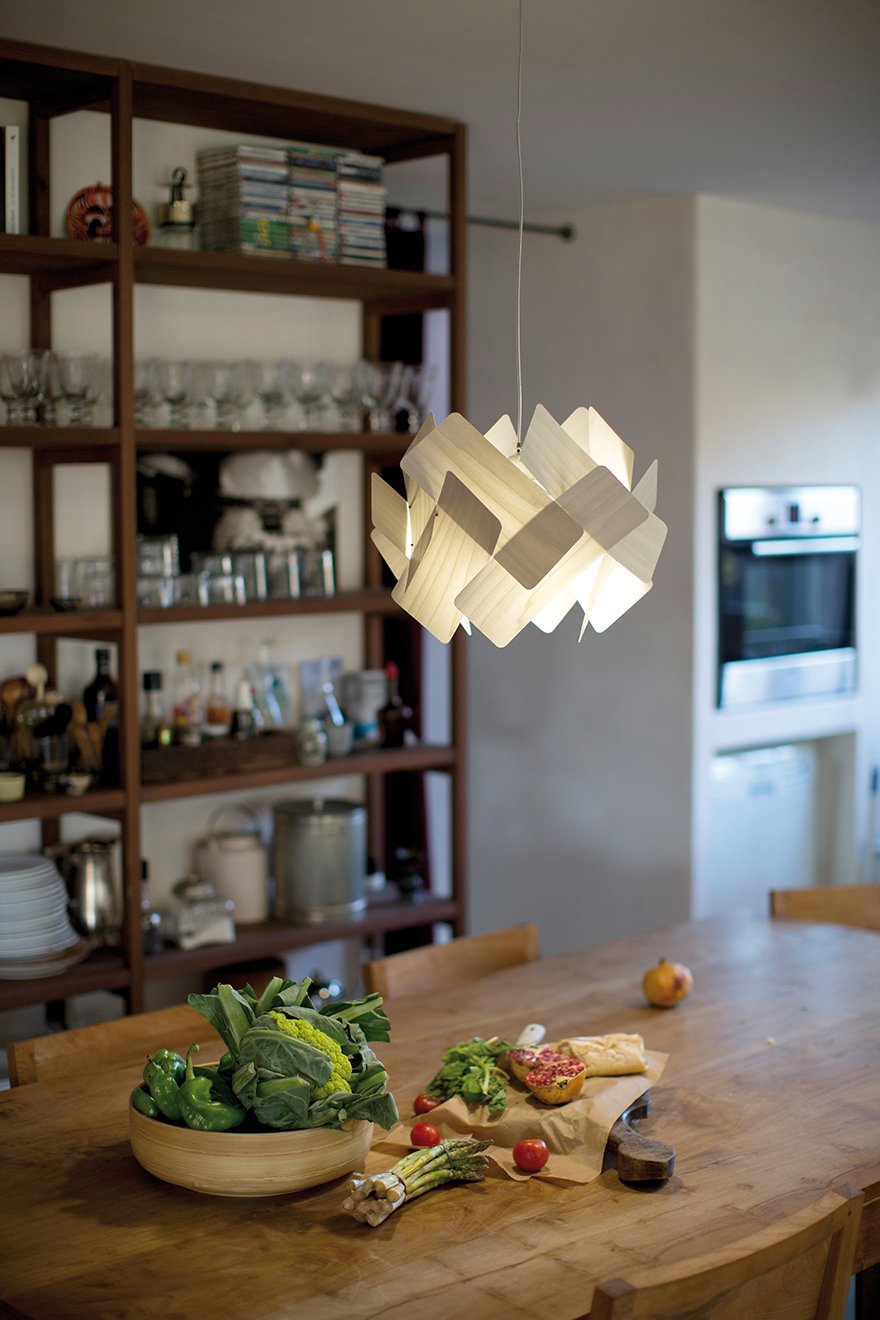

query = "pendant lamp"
[371,3,667,647]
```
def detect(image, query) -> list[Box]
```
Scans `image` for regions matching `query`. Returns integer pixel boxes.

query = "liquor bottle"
[140,671,172,748]
[204,661,232,738]
[83,648,117,724]
[230,678,257,741]
[172,650,204,747]
[378,661,412,748]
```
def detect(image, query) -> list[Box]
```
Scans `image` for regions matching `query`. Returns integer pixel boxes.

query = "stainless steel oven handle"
[749,536,859,557]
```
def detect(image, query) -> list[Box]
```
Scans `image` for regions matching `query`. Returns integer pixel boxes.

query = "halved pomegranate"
[523,1058,586,1106]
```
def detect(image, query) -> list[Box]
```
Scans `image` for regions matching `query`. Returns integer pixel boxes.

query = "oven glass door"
[719,543,856,664]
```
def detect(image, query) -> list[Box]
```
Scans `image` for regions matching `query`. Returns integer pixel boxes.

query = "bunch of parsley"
[426,1036,513,1114]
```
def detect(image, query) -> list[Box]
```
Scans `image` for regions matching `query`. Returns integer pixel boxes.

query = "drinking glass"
[328,362,361,432]
[289,360,330,431]
[77,556,115,607]
[58,353,98,426]
[38,734,69,792]
[38,351,64,426]
[133,359,158,427]
[0,355,22,425]
[5,350,41,425]
[252,359,291,430]
[155,358,193,429]
[173,572,210,606]
[137,577,175,607]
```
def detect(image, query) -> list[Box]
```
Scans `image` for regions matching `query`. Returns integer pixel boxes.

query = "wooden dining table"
[1,912,878,1320]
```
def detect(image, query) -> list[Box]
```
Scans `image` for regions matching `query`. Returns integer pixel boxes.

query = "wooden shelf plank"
[0,426,120,451]
[0,951,130,1012]
[133,247,454,306]
[142,896,460,982]
[0,234,118,278]
[0,607,124,636]
[0,789,127,824]
[137,590,398,626]
[134,428,412,456]
[139,744,457,803]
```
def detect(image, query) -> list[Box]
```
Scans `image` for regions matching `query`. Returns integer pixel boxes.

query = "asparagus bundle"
[342,1137,491,1226]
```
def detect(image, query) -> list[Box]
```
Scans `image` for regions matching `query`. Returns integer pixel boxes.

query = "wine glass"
[0,354,22,425]
[38,351,64,426]
[328,362,362,432]
[58,352,98,427]
[252,359,291,430]
[133,359,159,427]
[5,350,42,425]
[289,359,330,431]
[155,358,193,429]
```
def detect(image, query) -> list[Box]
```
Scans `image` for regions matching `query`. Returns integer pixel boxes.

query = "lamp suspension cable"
[515,0,525,454]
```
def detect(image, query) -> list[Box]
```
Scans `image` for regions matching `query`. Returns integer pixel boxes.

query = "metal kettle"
[47,836,121,946]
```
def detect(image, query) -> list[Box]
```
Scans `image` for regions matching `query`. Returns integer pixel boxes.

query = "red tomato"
[513,1138,550,1173]
[414,1093,442,1114]
[410,1121,442,1148]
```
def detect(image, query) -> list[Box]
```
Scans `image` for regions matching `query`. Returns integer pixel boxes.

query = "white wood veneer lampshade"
[371,404,667,647]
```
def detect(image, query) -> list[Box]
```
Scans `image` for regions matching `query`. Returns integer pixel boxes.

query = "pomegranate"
[505,1046,569,1083]
[523,1058,586,1106]
[642,957,694,1008]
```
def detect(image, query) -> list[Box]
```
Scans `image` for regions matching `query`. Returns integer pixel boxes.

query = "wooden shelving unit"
[0,39,468,1016]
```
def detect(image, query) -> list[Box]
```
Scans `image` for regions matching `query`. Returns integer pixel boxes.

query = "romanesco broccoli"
[269,1012,352,1097]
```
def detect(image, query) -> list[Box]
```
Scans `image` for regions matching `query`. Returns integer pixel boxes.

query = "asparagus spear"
[342,1138,491,1227]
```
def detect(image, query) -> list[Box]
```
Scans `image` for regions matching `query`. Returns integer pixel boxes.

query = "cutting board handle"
[606,1091,676,1182]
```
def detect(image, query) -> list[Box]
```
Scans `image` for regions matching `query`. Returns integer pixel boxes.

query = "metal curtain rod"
[389,207,575,241]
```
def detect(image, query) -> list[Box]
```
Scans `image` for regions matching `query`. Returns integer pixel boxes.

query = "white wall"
[693,197,880,904]
[465,199,697,954]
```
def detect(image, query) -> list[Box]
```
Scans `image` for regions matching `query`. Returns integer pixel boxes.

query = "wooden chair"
[361,923,540,1000]
[770,884,880,932]
[591,1186,863,1320]
[7,1002,218,1087]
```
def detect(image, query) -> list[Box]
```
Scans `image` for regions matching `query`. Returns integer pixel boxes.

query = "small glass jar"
[297,717,328,766]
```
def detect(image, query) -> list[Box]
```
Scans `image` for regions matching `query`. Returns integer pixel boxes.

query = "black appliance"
[718,485,859,708]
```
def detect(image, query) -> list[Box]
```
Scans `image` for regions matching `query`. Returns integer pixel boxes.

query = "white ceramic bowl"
[129,1101,373,1198]
[0,773,25,803]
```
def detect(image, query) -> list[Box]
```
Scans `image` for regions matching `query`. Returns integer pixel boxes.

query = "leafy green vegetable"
[186,976,399,1133]
[426,1036,513,1114]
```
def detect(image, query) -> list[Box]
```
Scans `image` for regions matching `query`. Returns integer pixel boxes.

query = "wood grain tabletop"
[1,913,878,1319]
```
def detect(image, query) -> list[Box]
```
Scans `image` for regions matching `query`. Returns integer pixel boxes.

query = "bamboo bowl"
[129,1101,373,1197]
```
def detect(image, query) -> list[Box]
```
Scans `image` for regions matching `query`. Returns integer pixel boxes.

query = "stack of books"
[287,141,339,261]
[197,144,293,257]
[336,151,387,267]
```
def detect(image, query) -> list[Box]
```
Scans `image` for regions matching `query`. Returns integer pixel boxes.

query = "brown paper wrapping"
[373,1049,667,1185]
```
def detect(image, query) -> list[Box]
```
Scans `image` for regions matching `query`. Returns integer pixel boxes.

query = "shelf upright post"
[110,63,145,1011]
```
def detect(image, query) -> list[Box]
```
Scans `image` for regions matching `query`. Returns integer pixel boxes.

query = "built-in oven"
[717,485,859,708]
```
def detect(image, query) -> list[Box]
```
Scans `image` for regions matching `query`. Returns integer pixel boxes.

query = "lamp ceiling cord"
[515,0,525,455]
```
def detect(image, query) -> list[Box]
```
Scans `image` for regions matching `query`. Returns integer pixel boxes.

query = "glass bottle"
[141,859,163,955]
[230,678,257,741]
[83,648,117,724]
[140,671,172,748]
[172,650,203,747]
[378,661,412,748]
[205,661,232,738]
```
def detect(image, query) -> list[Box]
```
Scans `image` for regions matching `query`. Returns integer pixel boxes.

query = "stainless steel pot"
[272,798,366,924]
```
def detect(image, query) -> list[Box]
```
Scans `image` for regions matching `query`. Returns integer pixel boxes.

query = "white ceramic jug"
[194,804,269,924]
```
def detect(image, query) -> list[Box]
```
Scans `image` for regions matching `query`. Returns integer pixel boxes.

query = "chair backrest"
[361,923,540,1000]
[770,884,880,932]
[591,1187,863,1320]
[7,1002,218,1087]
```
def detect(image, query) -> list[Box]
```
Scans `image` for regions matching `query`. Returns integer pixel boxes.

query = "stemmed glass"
[58,353,97,427]
[155,358,192,429]
[251,359,291,430]
[289,360,330,431]
[328,362,362,432]
[360,360,404,432]
[38,351,65,426]
[133,359,159,427]
[401,362,439,433]
[4,351,42,425]
[0,354,23,425]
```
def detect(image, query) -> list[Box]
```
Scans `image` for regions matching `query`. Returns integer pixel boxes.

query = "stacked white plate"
[0,854,90,979]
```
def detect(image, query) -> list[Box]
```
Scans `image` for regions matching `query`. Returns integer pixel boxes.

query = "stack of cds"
[195,141,388,267]
[288,140,339,261]
[197,145,293,257]
[336,151,388,267]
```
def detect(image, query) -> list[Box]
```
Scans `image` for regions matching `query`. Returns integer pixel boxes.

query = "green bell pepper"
[130,1084,161,1120]
[150,1048,186,1083]
[178,1044,246,1132]
[143,1053,184,1121]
